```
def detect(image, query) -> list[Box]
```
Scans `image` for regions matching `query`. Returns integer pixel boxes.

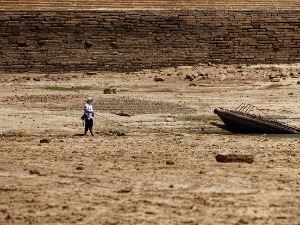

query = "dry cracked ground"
[0,63,300,225]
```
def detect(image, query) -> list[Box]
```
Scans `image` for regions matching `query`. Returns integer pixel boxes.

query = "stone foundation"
[1,10,300,73]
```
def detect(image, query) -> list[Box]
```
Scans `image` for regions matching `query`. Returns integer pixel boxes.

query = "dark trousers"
[85,118,93,132]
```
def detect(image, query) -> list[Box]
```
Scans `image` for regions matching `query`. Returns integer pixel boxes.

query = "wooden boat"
[214,107,300,134]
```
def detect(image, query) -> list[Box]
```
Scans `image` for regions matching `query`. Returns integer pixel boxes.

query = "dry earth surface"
[0,63,300,225]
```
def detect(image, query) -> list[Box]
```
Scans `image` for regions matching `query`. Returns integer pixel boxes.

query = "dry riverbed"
[0,63,300,225]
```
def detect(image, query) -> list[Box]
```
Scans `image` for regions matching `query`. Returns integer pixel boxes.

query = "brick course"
[1,10,300,73]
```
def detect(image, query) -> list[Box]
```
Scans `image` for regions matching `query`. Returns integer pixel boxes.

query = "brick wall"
[1,10,300,73]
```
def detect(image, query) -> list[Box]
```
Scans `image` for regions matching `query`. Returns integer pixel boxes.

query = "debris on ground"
[107,130,126,136]
[40,139,50,143]
[117,187,132,193]
[103,88,116,94]
[216,154,254,164]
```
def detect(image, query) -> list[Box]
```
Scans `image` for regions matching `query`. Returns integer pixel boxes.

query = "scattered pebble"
[117,187,132,193]
[103,88,116,94]
[271,77,281,82]
[40,139,50,143]
[76,165,84,170]
[185,75,196,81]
[166,160,175,165]
[154,77,165,82]
[84,41,93,48]
[85,71,97,76]
[165,117,175,122]
[29,169,41,176]
[290,73,299,78]
[5,214,12,220]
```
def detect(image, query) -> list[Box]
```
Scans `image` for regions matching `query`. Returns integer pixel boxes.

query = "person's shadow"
[74,134,85,137]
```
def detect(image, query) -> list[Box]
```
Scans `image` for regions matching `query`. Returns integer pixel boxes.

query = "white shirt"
[84,102,93,120]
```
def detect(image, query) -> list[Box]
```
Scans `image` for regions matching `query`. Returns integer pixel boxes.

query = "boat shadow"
[210,122,300,138]
[211,121,267,134]
[210,122,238,133]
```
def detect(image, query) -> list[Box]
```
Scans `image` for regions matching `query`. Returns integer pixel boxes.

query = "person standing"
[84,97,94,136]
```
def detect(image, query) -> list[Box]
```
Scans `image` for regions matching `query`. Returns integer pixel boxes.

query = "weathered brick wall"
[1,10,300,73]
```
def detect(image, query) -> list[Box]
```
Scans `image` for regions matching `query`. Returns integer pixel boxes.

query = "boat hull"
[214,108,299,134]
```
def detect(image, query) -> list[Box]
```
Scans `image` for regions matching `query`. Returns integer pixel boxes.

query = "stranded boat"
[214,105,300,134]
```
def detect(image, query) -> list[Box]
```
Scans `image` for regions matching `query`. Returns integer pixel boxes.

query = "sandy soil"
[0,63,300,225]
